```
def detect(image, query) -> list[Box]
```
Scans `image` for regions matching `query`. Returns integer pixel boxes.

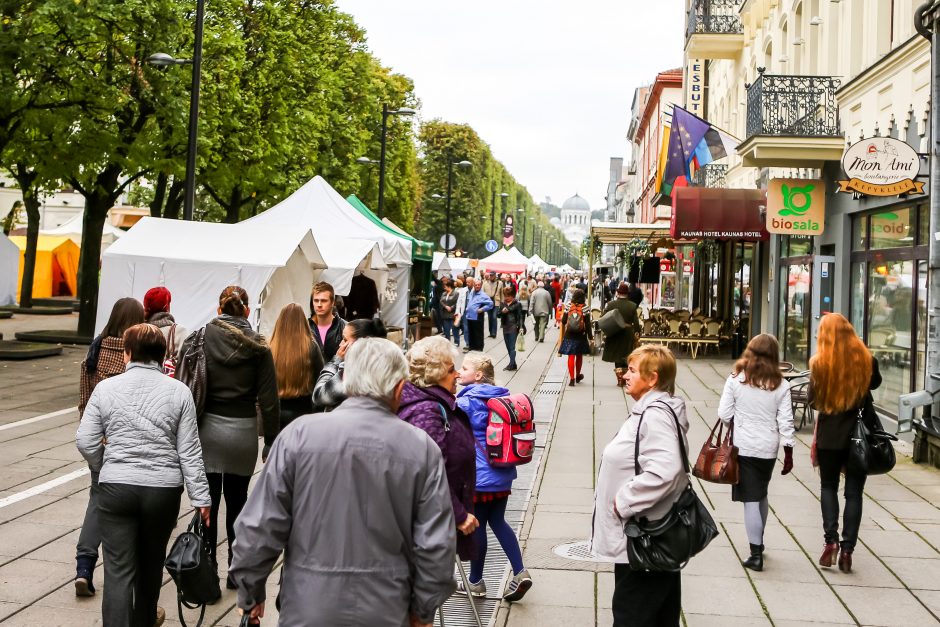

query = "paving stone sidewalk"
[496,354,940,627]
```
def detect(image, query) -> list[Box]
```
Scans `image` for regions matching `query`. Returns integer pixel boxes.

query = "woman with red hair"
[809,313,882,574]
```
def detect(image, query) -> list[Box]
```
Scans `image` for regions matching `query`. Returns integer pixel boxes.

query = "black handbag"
[165,511,221,627]
[623,401,719,572]
[847,406,898,476]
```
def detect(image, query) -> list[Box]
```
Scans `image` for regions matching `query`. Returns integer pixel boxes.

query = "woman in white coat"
[592,345,689,627]
[717,333,795,572]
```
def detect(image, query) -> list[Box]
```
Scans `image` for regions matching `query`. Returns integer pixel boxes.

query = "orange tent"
[9,235,80,300]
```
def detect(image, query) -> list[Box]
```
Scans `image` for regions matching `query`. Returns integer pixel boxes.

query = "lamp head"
[456,160,472,168]
[356,157,376,165]
[390,107,416,116]
[146,52,187,66]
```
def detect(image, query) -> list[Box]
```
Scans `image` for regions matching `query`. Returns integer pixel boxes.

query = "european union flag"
[662,106,711,191]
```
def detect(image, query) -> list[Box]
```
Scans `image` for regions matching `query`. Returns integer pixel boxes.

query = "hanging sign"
[766,178,825,236]
[685,59,705,118]
[502,215,515,246]
[838,137,925,197]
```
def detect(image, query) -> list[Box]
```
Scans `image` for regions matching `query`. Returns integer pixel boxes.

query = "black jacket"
[811,356,882,450]
[309,315,347,362]
[498,300,526,335]
[194,315,280,447]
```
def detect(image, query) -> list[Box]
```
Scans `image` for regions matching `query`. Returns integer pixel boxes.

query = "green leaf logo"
[779,184,815,216]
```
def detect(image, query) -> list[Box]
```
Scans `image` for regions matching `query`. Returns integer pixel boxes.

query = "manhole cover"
[552,540,598,562]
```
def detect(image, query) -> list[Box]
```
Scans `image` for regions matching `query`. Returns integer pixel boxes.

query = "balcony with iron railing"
[692,163,728,188]
[737,71,844,168]
[685,0,744,59]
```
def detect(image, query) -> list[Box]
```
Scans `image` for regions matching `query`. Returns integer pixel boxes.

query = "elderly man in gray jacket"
[529,281,554,343]
[229,337,457,627]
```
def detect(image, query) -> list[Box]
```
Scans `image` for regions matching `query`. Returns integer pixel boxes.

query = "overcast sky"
[336,0,684,211]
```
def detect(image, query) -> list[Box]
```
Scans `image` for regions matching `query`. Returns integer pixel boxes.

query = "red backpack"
[484,394,536,467]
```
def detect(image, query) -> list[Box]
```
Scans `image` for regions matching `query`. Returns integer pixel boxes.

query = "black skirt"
[731,456,776,502]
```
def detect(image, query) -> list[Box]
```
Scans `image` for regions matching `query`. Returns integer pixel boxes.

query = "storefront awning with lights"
[670,187,768,241]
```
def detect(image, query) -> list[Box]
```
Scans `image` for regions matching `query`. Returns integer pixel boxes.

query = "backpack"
[175,327,207,418]
[567,305,586,333]
[484,394,536,467]
[163,325,178,377]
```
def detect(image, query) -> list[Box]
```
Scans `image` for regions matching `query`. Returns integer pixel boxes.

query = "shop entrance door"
[810,256,836,357]
[778,257,813,370]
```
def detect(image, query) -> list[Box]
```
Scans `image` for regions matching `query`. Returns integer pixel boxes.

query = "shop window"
[852,215,868,251]
[869,207,912,250]
[867,259,914,411]
[850,262,865,334]
[917,204,930,246]
[917,260,928,393]
[780,235,813,257]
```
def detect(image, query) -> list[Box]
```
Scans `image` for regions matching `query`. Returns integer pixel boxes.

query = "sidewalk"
[496,354,940,627]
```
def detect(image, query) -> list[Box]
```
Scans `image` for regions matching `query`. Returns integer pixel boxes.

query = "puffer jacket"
[717,373,795,459]
[456,383,515,492]
[398,382,476,561]
[76,362,211,507]
[591,391,690,562]
[188,315,279,447]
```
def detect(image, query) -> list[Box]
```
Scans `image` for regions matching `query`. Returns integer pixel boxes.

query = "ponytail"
[347,317,388,340]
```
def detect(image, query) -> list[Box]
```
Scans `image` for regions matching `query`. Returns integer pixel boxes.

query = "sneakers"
[75,560,96,597]
[503,569,533,602]
[456,577,487,598]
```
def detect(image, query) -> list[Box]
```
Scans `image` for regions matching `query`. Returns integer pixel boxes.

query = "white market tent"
[96,217,325,336]
[0,234,18,306]
[314,238,388,298]
[558,263,577,274]
[432,251,471,276]
[242,176,412,327]
[477,246,530,275]
[528,253,551,273]
[41,212,125,253]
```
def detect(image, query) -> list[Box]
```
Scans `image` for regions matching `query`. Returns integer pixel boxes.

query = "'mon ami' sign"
[838,137,926,197]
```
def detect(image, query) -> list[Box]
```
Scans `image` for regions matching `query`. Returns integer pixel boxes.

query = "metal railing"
[686,0,743,39]
[745,71,842,138]
[692,163,728,188]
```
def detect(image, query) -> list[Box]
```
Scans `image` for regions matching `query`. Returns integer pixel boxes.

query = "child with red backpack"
[455,352,533,602]
[560,288,593,386]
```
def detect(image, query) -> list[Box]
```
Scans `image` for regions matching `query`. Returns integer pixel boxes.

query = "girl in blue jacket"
[456,352,533,602]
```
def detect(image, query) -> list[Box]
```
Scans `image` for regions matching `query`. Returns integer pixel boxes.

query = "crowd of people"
[72,268,890,627]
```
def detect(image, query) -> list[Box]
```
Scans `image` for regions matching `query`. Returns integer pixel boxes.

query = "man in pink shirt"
[308,282,347,362]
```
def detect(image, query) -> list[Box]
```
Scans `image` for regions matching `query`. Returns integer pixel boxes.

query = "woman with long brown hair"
[270,303,324,429]
[717,334,795,572]
[810,313,882,573]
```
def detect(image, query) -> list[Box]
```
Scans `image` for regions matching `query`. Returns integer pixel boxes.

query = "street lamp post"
[145,0,205,221]
[491,190,508,241]
[442,160,472,256]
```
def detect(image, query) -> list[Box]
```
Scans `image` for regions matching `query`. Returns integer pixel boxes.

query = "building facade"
[559,193,592,246]
[684,0,931,421]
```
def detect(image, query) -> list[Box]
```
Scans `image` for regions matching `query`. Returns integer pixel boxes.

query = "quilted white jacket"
[76,362,211,507]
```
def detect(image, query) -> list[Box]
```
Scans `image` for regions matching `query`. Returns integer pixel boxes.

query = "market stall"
[9,235,80,300]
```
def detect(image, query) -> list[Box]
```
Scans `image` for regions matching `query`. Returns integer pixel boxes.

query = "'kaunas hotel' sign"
[838,137,926,197]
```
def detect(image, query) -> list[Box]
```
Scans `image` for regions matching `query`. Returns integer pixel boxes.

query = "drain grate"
[552,540,598,562]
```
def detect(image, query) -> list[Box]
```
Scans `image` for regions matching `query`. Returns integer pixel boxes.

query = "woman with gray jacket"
[77,323,210,627]
[592,345,689,627]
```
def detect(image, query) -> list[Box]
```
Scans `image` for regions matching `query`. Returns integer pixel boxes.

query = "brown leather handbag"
[692,419,739,484]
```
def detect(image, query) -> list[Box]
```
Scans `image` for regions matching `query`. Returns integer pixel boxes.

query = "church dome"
[562,194,590,213]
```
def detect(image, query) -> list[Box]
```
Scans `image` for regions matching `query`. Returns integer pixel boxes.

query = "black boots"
[742,543,764,571]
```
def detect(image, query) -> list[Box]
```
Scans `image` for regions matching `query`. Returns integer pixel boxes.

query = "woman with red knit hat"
[144,287,188,363]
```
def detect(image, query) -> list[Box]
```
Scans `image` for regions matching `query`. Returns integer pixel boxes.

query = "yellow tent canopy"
[9,235,80,300]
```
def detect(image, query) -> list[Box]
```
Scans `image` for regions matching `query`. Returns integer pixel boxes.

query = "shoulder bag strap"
[633,400,689,476]
[165,324,177,361]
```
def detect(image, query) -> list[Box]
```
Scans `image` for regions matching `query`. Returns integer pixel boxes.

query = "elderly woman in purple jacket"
[399,336,478,561]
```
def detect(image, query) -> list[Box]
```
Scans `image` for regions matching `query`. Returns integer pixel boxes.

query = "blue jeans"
[487,307,498,337]
[442,317,459,345]
[504,331,518,367]
[462,314,470,346]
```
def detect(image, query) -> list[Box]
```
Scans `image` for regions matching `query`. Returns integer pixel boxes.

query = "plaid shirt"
[79,337,127,416]
[312,357,346,411]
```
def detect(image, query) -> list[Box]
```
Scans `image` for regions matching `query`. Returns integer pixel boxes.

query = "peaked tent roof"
[242,176,411,266]
[41,212,125,250]
[345,194,434,262]
[528,253,551,270]
[477,246,530,274]
[0,234,19,306]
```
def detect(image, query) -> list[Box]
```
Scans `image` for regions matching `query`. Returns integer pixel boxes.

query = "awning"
[589,221,672,244]
[671,187,768,241]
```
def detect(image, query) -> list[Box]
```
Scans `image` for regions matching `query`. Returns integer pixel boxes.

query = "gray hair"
[344,338,408,402]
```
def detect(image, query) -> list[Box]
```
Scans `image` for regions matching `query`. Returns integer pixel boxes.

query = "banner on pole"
[503,215,515,246]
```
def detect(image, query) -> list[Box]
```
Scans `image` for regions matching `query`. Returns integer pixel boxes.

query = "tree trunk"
[149,172,169,218]
[224,186,242,223]
[11,165,39,309]
[76,166,122,338]
[164,178,184,220]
